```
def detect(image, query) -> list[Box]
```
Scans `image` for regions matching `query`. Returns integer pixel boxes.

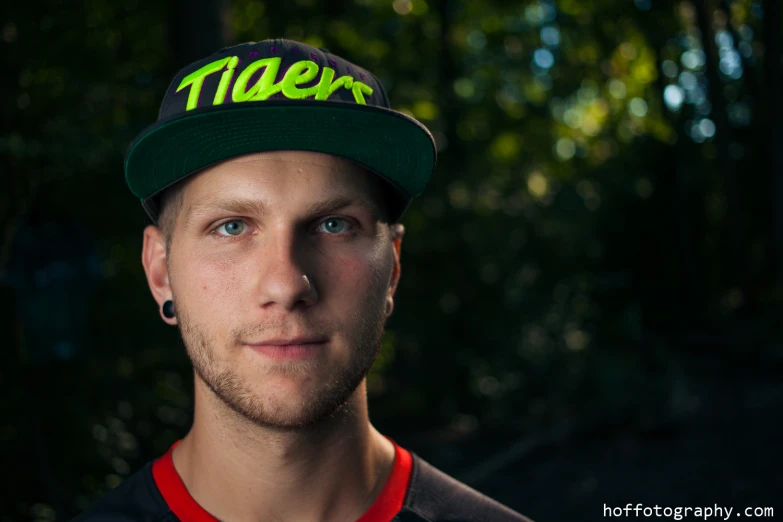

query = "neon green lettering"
[213,56,239,105]
[351,82,373,105]
[314,67,336,100]
[329,76,355,95]
[179,57,372,107]
[232,57,282,102]
[177,57,231,111]
[314,67,356,100]
[280,60,320,99]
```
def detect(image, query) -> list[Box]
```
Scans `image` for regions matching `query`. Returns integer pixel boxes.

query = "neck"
[171,376,396,522]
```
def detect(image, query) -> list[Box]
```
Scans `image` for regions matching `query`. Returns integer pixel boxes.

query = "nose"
[252,226,318,311]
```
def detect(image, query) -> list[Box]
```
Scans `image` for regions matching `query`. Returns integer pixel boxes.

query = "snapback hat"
[124,38,437,224]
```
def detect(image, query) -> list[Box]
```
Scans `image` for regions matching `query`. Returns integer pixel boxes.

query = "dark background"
[1,0,781,520]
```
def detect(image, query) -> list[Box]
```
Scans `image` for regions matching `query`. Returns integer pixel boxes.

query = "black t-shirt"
[72,439,533,522]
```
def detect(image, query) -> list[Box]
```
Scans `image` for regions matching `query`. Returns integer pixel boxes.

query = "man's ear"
[386,223,404,318]
[141,225,176,325]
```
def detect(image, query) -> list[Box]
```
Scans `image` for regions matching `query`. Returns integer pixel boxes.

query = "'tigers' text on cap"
[177,54,375,110]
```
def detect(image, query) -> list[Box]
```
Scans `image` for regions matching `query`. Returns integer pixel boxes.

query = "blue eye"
[319,217,349,234]
[216,220,246,236]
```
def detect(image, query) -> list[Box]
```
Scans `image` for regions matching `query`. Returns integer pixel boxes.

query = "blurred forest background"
[1,0,781,520]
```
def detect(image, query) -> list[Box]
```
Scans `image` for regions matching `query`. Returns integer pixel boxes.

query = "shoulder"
[71,462,174,522]
[397,453,535,522]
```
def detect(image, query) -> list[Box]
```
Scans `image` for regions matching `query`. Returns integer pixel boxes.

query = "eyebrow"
[183,193,380,226]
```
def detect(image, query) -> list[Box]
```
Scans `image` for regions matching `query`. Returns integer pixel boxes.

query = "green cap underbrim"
[124,100,436,224]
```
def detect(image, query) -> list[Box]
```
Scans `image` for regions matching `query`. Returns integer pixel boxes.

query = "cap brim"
[124,100,436,223]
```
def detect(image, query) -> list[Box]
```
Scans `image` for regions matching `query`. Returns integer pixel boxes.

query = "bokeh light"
[663,84,685,111]
[533,48,555,69]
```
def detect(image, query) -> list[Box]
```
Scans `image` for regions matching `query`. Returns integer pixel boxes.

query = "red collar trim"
[151,437,412,522]
[152,439,218,522]
[356,436,413,522]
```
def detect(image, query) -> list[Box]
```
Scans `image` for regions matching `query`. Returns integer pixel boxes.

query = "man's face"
[142,151,402,430]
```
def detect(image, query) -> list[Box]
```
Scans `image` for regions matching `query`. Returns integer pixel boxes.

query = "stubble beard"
[174,296,388,431]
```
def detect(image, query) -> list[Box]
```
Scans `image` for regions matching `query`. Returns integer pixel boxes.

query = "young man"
[74,39,533,522]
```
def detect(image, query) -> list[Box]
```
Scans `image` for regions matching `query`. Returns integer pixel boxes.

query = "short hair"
[156,181,186,255]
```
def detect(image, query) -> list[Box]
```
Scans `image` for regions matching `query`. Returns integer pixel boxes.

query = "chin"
[234,385,355,430]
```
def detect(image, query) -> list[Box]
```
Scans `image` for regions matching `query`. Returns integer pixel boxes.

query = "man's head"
[141,150,404,429]
[128,38,435,430]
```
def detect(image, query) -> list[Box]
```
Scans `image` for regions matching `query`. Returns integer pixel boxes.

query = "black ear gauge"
[162,300,175,319]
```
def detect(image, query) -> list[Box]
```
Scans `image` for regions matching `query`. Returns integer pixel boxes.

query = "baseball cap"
[124,38,438,224]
